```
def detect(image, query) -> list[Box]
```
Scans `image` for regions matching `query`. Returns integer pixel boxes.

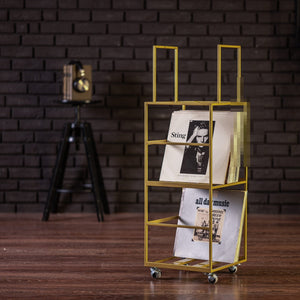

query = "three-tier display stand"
[144,45,250,284]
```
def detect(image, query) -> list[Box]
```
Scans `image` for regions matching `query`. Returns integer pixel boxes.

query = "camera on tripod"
[43,61,109,222]
[63,61,92,103]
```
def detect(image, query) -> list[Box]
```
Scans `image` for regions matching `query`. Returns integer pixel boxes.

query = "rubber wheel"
[150,267,161,279]
[229,265,237,273]
[208,273,218,284]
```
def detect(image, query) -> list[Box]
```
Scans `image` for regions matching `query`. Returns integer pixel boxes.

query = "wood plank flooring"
[0,213,299,299]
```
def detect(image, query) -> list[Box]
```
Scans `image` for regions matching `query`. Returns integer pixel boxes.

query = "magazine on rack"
[173,188,246,264]
[159,110,237,185]
[227,111,245,184]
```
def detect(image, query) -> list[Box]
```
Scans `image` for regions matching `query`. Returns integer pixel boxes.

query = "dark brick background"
[0,0,299,214]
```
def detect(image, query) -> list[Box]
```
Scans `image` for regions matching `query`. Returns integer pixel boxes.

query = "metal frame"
[152,45,178,103]
[144,45,249,279]
[217,44,242,103]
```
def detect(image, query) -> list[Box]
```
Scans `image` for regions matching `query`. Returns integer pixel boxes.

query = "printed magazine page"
[173,188,246,263]
[193,208,226,244]
[159,110,236,184]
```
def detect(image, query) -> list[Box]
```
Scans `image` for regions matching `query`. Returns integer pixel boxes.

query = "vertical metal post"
[217,45,222,103]
[217,44,242,102]
[152,45,179,103]
[209,104,214,272]
[144,102,149,264]
[174,47,178,103]
[237,46,242,102]
[152,46,157,102]
[244,96,249,261]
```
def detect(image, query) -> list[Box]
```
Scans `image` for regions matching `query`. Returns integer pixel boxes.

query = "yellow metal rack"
[144,45,249,283]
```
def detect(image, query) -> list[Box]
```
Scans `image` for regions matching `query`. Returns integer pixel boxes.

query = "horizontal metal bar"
[146,180,247,190]
[212,180,247,189]
[146,257,246,274]
[147,221,209,230]
[192,261,211,268]
[147,139,209,147]
[145,261,209,273]
[148,215,179,224]
[218,45,241,49]
[153,256,176,263]
[212,258,247,273]
[153,45,178,49]
[147,180,210,189]
[146,100,248,106]
[173,258,198,265]
[147,215,209,230]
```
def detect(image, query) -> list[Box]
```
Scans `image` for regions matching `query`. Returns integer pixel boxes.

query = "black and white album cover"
[173,188,246,263]
[180,120,215,175]
[159,110,236,184]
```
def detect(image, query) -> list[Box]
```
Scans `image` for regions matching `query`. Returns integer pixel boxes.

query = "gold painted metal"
[144,103,149,267]
[147,139,209,147]
[153,256,177,263]
[209,103,214,272]
[146,180,246,190]
[152,45,178,102]
[147,100,246,106]
[217,44,242,103]
[147,215,209,230]
[174,258,198,265]
[145,44,249,280]
[145,261,209,273]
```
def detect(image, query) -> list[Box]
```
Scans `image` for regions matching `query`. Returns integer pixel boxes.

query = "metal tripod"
[42,104,109,222]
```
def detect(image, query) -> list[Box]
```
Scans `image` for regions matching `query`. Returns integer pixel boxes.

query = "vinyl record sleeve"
[173,188,246,263]
[159,110,236,184]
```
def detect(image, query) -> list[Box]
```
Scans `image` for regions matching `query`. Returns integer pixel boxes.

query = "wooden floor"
[0,213,299,299]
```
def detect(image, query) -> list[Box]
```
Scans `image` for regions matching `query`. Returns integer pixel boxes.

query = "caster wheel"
[150,267,161,279]
[208,273,218,284]
[229,265,237,273]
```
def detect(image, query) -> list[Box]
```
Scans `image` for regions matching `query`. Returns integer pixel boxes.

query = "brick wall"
[0,0,299,214]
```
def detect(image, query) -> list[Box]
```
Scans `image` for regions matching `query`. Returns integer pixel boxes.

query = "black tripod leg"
[82,123,109,221]
[42,123,72,221]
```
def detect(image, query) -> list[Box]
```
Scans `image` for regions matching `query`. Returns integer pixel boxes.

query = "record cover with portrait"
[173,188,246,263]
[159,110,237,184]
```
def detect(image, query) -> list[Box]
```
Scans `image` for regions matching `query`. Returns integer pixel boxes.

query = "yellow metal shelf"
[144,44,248,283]
[145,256,247,274]
[146,180,247,190]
